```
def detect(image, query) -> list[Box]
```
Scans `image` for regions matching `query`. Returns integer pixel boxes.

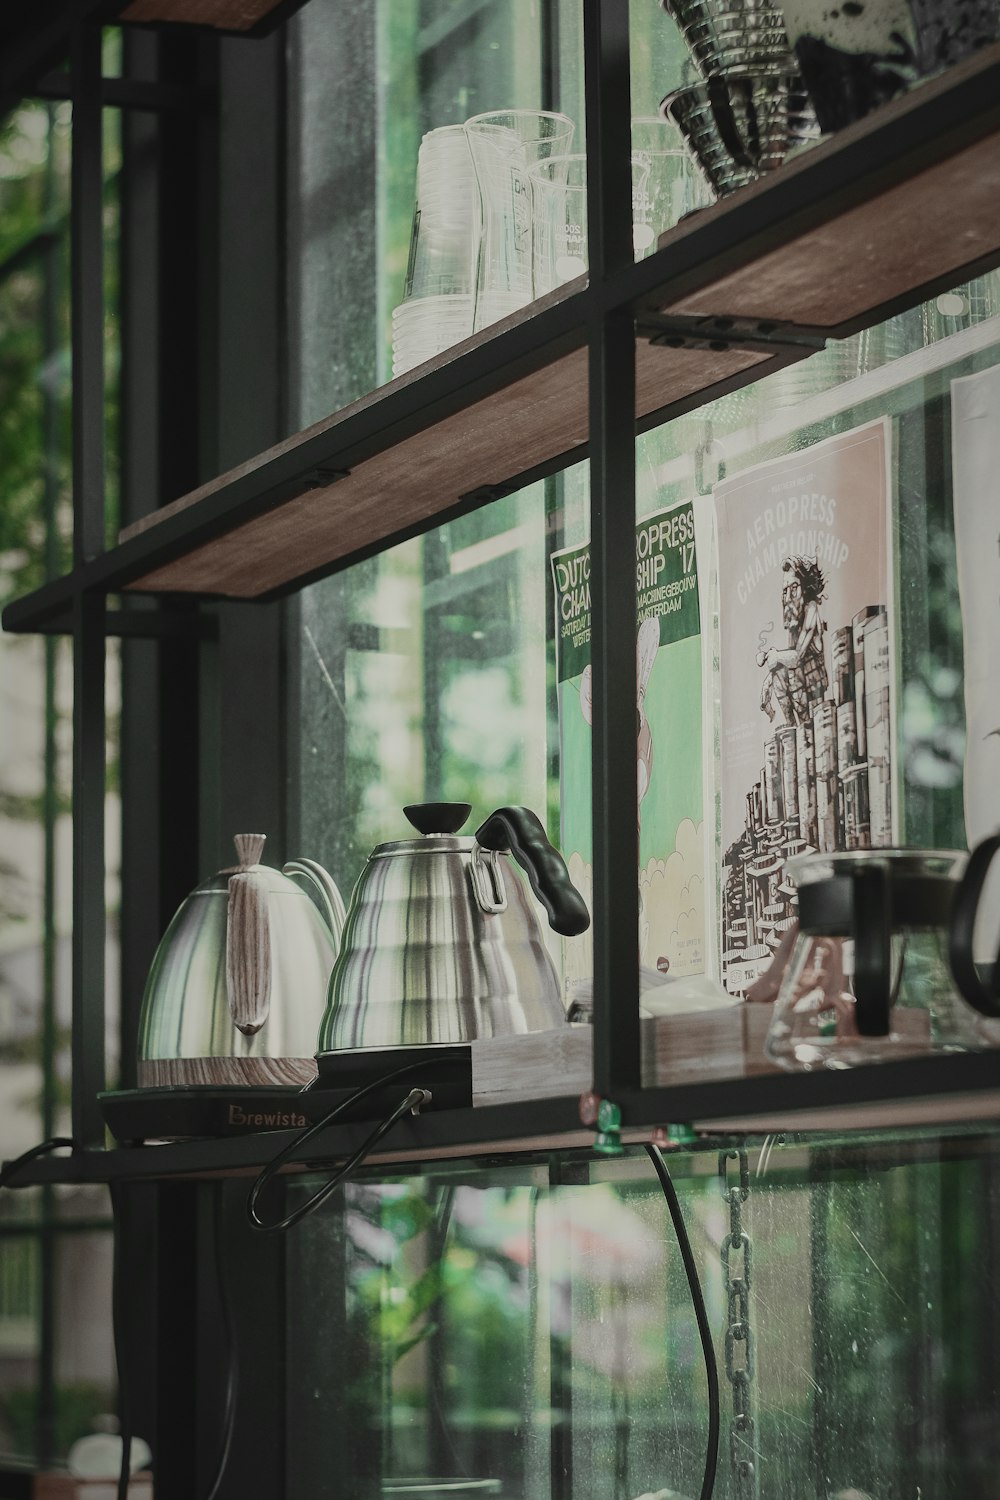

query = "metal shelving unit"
[4,42,1000,623]
[3,11,1000,1189]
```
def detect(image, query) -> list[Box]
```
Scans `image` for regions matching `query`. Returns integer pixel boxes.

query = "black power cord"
[204,1185,238,1500]
[109,1181,134,1500]
[0,1135,75,1189]
[645,1142,720,1500]
[246,1055,467,1233]
[248,1084,432,1232]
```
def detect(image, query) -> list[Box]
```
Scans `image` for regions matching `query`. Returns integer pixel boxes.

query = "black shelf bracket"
[457,481,516,506]
[304,465,351,490]
[637,312,828,356]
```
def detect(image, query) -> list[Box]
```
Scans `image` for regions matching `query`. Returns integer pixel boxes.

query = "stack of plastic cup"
[391,296,476,377]
[391,126,479,377]
[464,109,575,332]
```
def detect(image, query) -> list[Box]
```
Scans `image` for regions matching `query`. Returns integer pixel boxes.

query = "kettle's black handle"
[476,807,590,937]
[949,833,1000,1017]
[852,862,891,1036]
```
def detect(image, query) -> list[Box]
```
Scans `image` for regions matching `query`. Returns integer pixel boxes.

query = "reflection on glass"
[284,1129,1000,1498]
[636,280,1000,1075]
[0,96,120,1467]
[295,283,1000,1055]
[294,484,554,936]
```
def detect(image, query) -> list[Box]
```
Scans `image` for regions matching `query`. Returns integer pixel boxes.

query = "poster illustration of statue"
[550,498,707,1008]
[713,418,896,997]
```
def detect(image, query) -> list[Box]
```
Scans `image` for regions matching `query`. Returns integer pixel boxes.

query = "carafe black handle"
[949,833,1000,1017]
[852,862,891,1036]
[476,807,591,937]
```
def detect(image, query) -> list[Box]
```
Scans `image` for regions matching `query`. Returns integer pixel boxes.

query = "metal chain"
[719,1147,758,1500]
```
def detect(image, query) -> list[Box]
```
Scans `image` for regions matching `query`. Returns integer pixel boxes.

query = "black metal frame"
[69,25,109,1150]
[0,0,309,115]
[2,2,999,1176]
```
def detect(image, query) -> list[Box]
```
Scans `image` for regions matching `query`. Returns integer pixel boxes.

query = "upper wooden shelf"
[3,42,999,630]
[645,41,1000,335]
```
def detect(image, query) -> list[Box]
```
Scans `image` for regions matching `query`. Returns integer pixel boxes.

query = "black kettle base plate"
[100,1045,473,1144]
[99,1085,330,1144]
[312,1042,472,1103]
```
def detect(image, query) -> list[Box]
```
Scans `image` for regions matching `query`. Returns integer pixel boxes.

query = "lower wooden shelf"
[4,1016,1000,1187]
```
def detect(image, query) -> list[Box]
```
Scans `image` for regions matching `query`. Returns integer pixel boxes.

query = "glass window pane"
[636,283,1000,1088]
[0,101,74,1151]
[1,87,119,1470]
[288,0,584,415]
[281,1129,1000,1497]
[52,1228,117,1461]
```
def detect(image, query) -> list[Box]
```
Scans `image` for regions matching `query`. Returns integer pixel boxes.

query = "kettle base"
[312,1042,473,1110]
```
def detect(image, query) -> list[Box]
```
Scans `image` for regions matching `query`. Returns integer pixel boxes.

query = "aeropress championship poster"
[713,418,897,997]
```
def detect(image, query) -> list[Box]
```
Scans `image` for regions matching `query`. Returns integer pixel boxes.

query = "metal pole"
[71,590,107,1147]
[38,99,62,1471]
[585,0,640,1097]
[70,23,108,1148]
[71,23,105,565]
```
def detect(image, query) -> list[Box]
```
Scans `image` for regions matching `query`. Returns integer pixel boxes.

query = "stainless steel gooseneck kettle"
[318,802,590,1051]
[138,834,346,1087]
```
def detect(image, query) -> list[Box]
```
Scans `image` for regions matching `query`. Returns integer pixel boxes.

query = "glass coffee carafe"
[765,848,986,1070]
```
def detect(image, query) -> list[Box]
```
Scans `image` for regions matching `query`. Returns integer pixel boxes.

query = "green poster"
[636,502,706,981]
[551,538,594,1005]
[550,499,708,999]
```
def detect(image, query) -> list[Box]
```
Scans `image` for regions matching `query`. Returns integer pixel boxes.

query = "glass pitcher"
[765,848,985,1070]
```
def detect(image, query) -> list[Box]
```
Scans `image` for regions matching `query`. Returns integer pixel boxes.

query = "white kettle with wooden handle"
[137,833,346,1087]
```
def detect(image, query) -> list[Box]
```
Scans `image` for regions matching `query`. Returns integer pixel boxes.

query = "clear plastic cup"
[528,153,651,296]
[529,154,587,296]
[464,110,575,331]
[630,116,714,253]
[403,126,479,303]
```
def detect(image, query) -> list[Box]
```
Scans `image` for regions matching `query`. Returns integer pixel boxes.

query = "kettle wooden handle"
[226,870,272,1035]
[476,807,590,937]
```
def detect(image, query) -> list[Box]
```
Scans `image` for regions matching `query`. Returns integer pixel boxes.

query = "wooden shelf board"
[119,283,588,544]
[116,50,1000,603]
[122,336,773,600]
[650,42,1000,334]
[6,1019,1000,1186]
[125,342,589,598]
[664,129,1000,332]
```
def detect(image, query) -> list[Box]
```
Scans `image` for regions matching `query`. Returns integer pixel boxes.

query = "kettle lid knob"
[234,833,266,868]
[403,803,471,836]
